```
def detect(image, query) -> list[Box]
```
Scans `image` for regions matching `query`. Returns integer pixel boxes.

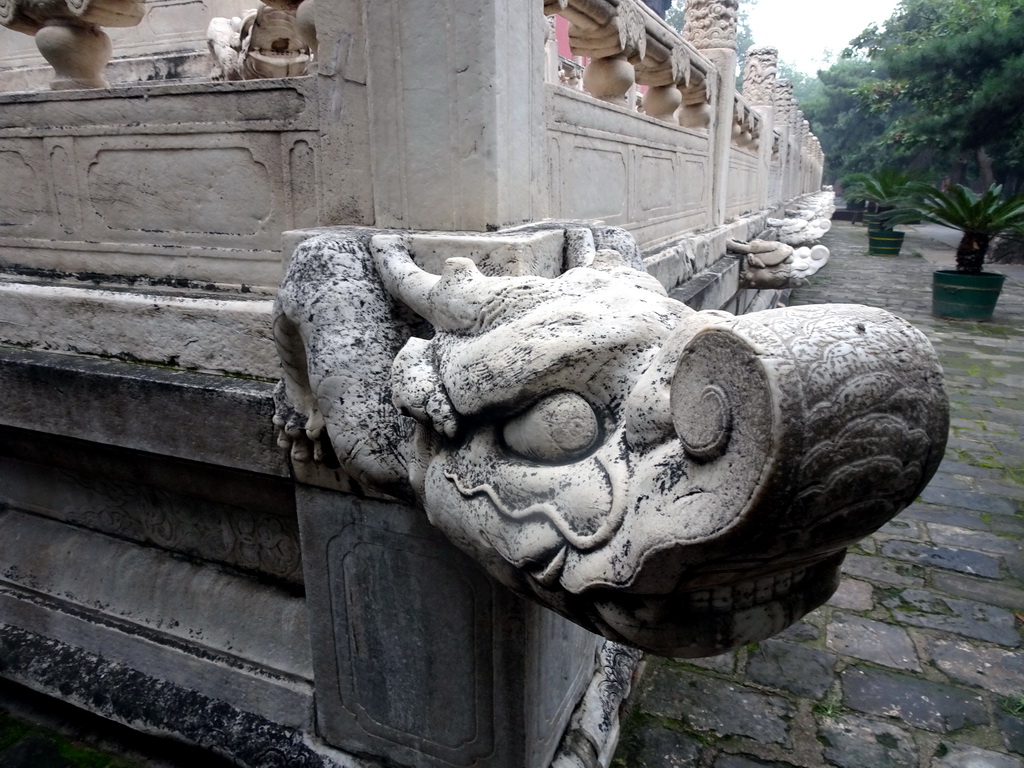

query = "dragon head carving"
[274,226,948,656]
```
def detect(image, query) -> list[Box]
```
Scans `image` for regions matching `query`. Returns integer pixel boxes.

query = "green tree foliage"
[812,0,1024,190]
[800,58,900,182]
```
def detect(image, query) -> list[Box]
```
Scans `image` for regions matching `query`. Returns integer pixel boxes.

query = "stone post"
[773,78,794,201]
[683,0,739,227]
[742,44,777,210]
[356,0,548,231]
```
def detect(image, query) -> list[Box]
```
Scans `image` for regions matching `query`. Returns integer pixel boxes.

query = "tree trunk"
[956,230,990,273]
[977,147,995,189]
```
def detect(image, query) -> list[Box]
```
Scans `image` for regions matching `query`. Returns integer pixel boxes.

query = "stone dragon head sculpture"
[273,225,948,657]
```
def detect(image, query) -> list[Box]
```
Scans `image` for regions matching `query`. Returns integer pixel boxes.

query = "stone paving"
[612,221,1024,768]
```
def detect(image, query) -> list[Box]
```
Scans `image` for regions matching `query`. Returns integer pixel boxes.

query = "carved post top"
[683,0,740,50]
[773,77,794,121]
[742,45,777,106]
[0,0,144,33]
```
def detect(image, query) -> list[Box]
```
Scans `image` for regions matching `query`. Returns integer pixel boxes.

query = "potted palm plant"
[843,168,920,256]
[886,183,1024,321]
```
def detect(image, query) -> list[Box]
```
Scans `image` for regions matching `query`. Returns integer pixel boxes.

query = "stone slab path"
[612,222,1024,768]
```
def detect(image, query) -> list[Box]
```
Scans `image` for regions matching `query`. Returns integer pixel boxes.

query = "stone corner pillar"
[360,0,548,231]
[683,0,739,227]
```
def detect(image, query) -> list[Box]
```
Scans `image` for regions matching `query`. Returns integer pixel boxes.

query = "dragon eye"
[502,392,600,463]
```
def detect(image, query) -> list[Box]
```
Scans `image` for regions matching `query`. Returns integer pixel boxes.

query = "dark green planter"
[867,229,905,256]
[932,270,1005,321]
[865,212,886,231]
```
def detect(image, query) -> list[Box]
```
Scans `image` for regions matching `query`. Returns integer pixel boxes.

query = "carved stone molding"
[743,45,777,106]
[0,0,144,88]
[274,224,949,657]
[683,0,740,50]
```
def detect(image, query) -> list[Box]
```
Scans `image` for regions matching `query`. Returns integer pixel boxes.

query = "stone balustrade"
[544,0,714,127]
[542,2,819,228]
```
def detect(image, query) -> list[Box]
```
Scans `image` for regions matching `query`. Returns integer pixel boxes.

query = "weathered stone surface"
[931,744,1023,768]
[684,652,738,674]
[0,281,278,379]
[746,639,836,698]
[297,487,599,768]
[901,503,994,530]
[841,665,987,733]
[714,755,800,768]
[275,225,948,657]
[776,620,820,643]
[842,554,924,587]
[643,668,795,747]
[827,614,921,671]
[827,579,874,611]
[881,540,1003,579]
[883,589,1020,646]
[878,518,922,539]
[920,486,1021,516]
[927,523,1023,556]
[819,714,918,768]
[630,724,706,767]
[931,572,1024,611]
[0,348,286,477]
[927,639,1024,697]
[999,712,1024,757]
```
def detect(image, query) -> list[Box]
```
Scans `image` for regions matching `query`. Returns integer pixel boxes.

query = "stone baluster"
[551,0,646,108]
[0,0,144,89]
[678,74,712,129]
[732,99,757,148]
[683,0,739,226]
[635,41,691,122]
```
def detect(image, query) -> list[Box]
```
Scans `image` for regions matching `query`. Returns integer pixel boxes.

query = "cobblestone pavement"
[612,221,1024,768]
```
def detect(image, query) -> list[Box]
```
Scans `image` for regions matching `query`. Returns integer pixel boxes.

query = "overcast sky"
[745,0,902,74]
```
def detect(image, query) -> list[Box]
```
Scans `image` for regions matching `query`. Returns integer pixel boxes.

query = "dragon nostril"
[675,384,732,461]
